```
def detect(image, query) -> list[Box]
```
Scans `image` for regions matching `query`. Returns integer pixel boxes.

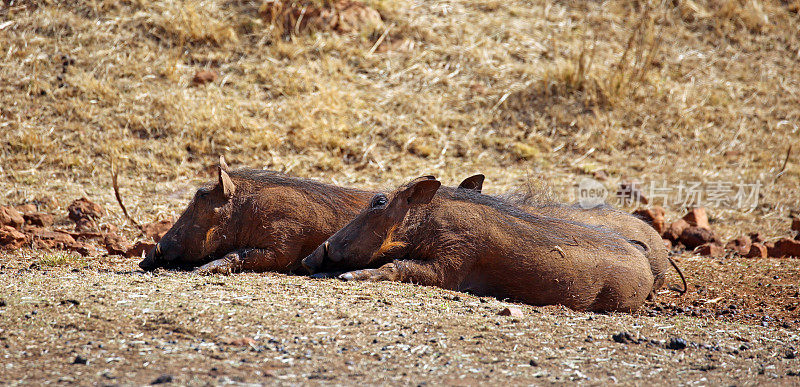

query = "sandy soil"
[0,251,798,385]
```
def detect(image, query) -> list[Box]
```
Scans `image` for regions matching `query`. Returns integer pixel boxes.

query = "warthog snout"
[302,241,330,274]
[139,240,181,271]
[139,244,159,271]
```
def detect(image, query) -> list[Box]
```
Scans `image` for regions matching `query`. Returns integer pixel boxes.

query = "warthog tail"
[667,257,687,295]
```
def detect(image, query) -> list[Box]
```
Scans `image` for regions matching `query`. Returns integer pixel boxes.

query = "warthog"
[445,182,684,298]
[302,176,655,312]
[139,157,485,274]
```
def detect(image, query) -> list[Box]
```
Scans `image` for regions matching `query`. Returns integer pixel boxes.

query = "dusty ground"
[1,0,800,385]
[0,252,798,385]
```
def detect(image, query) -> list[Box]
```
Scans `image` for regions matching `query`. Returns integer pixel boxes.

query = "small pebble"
[151,374,173,385]
[497,307,523,317]
[666,338,687,350]
[612,332,636,344]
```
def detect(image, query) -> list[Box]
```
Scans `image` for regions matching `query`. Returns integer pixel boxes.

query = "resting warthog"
[302,176,655,312]
[431,182,684,298]
[139,157,485,274]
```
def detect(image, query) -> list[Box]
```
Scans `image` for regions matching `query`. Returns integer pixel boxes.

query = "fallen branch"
[112,162,142,231]
[773,145,792,183]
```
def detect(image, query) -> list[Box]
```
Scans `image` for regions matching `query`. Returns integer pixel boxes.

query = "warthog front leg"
[339,258,468,289]
[338,263,401,282]
[194,248,279,275]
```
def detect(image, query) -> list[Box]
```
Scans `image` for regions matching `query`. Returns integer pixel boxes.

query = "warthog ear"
[403,177,441,205]
[458,174,484,192]
[627,239,649,254]
[218,156,236,198]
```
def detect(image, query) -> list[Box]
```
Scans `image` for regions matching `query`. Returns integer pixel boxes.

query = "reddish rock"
[724,236,752,256]
[0,226,28,249]
[125,241,157,259]
[68,198,104,231]
[31,229,77,249]
[664,219,690,241]
[24,212,54,228]
[22,225,40,234]
[682,208,710,230]
[767,238,800,258]
[104,233,131,256]
[680,226,716,249]
[15,204,37,214]
[66,231,104,241]
[228,337,256,346]
[192,70,218,85]
[27,229,96,256]
[793,218,800,239]
[633,206,666,234]
[745,243,768,258]
[694,243,724,257]
[748,232,765,243]
[142,219,173,243]
[0,206,24,229]
[497,307,524,317]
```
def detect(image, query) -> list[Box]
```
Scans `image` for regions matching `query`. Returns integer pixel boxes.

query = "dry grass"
[0,0,798,242]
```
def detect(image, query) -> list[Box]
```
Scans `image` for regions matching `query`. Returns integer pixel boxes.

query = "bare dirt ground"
[2,0,800,384]
[0,252,798,385]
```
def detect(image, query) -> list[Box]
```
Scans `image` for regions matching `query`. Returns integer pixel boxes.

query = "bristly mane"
[436,186,631,252]
[499,181,560,208]
[227,169,372,213]
[494,179,636,234]
[497,178,629,218]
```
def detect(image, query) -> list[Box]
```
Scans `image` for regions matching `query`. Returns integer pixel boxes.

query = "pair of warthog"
[141,158,685,312]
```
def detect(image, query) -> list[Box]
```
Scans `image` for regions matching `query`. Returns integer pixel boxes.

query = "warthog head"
[302,176,441,273]
[139,156,237,270]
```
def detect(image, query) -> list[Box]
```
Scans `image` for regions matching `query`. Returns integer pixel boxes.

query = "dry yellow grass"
[1,0,798,242]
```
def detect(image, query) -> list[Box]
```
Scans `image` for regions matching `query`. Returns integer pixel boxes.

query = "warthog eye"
[370,194,388,209]
[196,187,211,198]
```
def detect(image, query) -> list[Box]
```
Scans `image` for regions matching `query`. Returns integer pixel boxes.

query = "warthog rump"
[303,176,655,312]
[514,201,685,298]
[470,183,685,298]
